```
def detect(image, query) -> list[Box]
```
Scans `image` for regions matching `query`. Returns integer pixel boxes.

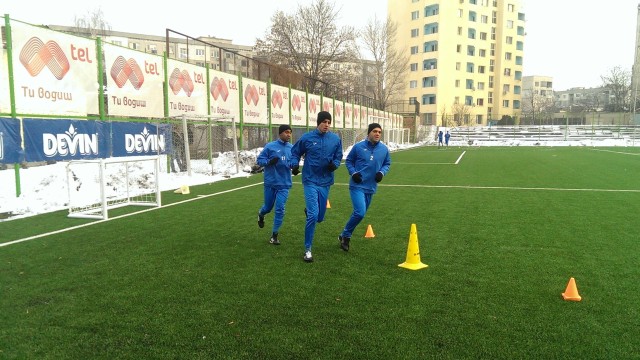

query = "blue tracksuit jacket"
[346,139,391,194]
[290,129,343,186]
[257,139,293,189]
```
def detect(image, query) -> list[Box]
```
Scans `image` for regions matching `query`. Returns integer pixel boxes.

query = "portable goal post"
[66,156,161,219]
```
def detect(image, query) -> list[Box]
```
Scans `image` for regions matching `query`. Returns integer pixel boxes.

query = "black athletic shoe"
[269,233,280,245]
[339,235,350,252]
[258,212,265,228]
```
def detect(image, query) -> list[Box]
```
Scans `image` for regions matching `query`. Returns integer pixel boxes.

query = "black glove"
[291,165,300,176]
[375,172,384,183]
[327,163,337,172]
[352,172,362,183]
[268,157,278,166]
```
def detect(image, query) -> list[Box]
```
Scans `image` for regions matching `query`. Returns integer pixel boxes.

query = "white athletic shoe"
[303,250,313,262]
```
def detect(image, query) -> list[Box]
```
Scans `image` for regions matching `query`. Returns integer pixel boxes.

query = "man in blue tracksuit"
[339,123,391,252]
[257,124,293,245]
[290,111,343,263]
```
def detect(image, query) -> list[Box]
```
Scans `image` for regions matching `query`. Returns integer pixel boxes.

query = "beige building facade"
[389,0,525,126]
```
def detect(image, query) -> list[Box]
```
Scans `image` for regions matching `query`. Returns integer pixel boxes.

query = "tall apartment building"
[389,0,525,126]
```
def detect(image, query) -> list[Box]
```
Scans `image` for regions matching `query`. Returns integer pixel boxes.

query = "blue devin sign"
[0,117,23,164]
[111,122,170,157]
[22,118,109,162]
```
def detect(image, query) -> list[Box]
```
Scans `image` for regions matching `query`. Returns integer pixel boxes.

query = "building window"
[476,114,483,124]
[180,48,188,59]
[477,98,484,106]
[130,42,139,50]
[507,20,514,29]
[466,63,475,73]
[504,68,511,76]
[468,28,476,39]
[196,49,205,56]
[505,52,512,60]
[479,49,486,57]
[477,82,485,90]
[148,44,157,54]
[456,62,461,70]
[503,84,510,93]
[508,4,515,12]
[466,79,475,89]
[469,11,476,22]
[467,45,475,56]
[506,36,513,44]
[411,11,420,20]
[411,46,419,54]
[411,28,419,37]
[455,80,461,88]
[489,76,494,87]
[410,80,418,88]
[481,15,488,23]
[503,100,510,107]
[480,32,487,40]
[458,26,463,35]
[458,9,463,18]
[410,63,418,71]
[478,65,485,74]
[457,44,462,53]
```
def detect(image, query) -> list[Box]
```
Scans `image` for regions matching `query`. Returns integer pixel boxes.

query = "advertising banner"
[103,43,165,118]
[11,20,99,116]
[22,118,108,161]
[333,100,344,129]
[290,89,307,127]
[209,69,240,123]
[242,77,268,125]
[307,93,321,125]
[166,59,208,118]
[270,84,290,125]
[352,104,360,130]
[0,118,23,163]
[0,48,10,114]
[344,102,353,130]
[111,122,170,157]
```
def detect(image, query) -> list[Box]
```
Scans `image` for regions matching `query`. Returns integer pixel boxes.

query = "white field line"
[589,148,640,156]
[455,151,466,164]
[0,182,263,248]
[375,184,640,192]
[394,150,466,165]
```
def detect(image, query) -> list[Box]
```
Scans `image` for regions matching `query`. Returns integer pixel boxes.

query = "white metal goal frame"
[66,155,161,220]
[366,115,410,145]
[169,114,239,176]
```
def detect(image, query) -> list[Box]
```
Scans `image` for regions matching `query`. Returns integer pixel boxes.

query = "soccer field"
[1,146,639,359]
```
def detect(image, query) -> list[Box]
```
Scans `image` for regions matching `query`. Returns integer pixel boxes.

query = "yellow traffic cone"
[365,224,375,238]
[398,224,428,270]
[562,277,582,301]
[174,185,190,194]
[326,199,331,208]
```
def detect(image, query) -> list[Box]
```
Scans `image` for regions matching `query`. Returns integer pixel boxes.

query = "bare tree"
[73,8,111,38]
[521,89,556,125]
[601,66,631,112]
[254,0,359,95]
[451,103,472,126]
[360,16,409,110]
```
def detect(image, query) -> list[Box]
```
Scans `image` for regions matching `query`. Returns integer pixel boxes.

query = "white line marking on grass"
[589,148,640,156]
[455,151,466,164]
[0,182,263,248]
[379,184,640,192]
[391,162,453,165]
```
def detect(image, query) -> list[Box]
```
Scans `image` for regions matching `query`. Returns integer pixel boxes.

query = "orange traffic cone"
[562,277,582,301]
[365,224,375,238]
[398,224,428,270]
[326,199,331,208]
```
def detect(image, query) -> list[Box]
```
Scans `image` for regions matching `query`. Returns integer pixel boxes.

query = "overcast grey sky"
[2,0,638,90]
